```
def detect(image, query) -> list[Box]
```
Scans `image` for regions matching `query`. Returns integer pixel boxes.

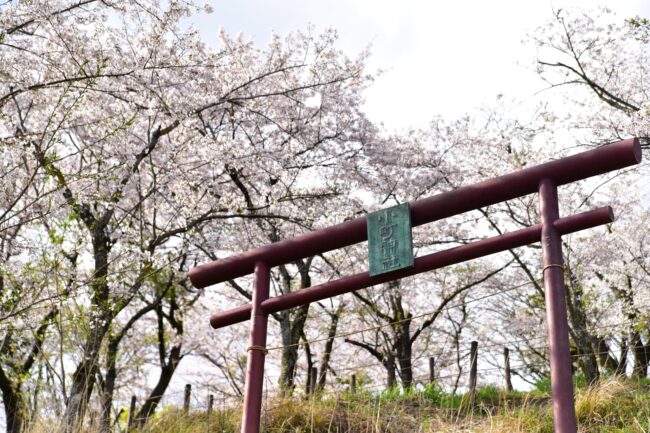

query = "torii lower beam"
[209,206,614,328]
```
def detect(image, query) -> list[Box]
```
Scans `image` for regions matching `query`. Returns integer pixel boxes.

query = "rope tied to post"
[247,345,269,355]
[543,264,564,273]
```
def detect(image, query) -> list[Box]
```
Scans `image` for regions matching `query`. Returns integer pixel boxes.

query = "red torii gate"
[189,138,642,433]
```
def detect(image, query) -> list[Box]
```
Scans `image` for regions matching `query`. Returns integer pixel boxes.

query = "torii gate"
[189,138,642,433]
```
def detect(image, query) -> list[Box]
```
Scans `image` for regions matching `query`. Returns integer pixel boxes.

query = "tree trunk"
[278,311,298,394]
[98,341,118,433]
[596,338,622,374]
[344,337,396,388]
[394,317,413,387]
[606,276,644,378]
[385,353,397,389]
[135,345,183,425]
[65,227,113,433]
[573,333,599,384]
[317,305,343,392]
[0,307,59,433]
[65,334,106,433]
[277,261,312,395]
[278,305,309,394]
[302,334,313,397]
[0,377,27,433]
[631,332,649,378]
[565,268,599,383]
[388,284,413,388]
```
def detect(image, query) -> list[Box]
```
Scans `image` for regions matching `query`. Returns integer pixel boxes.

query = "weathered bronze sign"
[367,203,414,276]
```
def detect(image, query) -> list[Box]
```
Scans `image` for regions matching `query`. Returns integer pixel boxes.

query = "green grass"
[116,376,650,433]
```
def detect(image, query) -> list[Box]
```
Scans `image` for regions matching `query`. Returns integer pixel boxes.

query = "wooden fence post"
[429,357,435,384]
[183,384,191,414]
[126,395,136,432]
[207,394,213,432]
[469,341,478,406]
[350,374,356,393]
[220,395,226,433]
[504,347,513,392]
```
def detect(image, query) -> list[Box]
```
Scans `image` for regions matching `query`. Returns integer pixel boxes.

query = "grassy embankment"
[30,376,650,432]
[142,377,650,432]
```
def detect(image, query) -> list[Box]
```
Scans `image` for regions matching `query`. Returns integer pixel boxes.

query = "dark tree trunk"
[394,317,413,387]
[631,332,649,378]
[65,311,111,432]
[450,301,468,395]
[0,307,59,433]
[387,285,414,388]
[99,291,183,432]
[277,260,312,395]
[349,283,413,389]
[98,342,118,433]
[343,338,395,388]
[317,305,343,392]
[0,277,27,433]
[596,338,623,374]
[136,292,186,426]
[135,345,183,425]
[302,334,313,397]
[385,353,397,389]
[603,275,646,378]
[573,335,599,384]
[565,268,599,383]
[65,227,113,432]
[278,305,309,394]
[0,377,27,433]
[278,310,296,392]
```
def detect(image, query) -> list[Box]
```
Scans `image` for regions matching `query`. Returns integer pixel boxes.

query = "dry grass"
[25,377,650,433]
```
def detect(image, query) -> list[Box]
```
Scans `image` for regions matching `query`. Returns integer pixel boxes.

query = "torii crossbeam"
[190,138,642,433]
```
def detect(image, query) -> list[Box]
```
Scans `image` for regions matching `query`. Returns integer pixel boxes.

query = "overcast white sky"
[192,0,650,130]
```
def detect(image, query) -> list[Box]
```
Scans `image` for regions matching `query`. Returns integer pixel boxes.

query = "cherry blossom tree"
[528,8,650,379]
[1,0,376,430]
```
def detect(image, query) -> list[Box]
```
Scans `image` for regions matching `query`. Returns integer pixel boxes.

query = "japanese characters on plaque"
[367,203,414,276]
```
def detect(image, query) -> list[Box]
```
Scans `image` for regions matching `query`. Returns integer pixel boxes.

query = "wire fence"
[116,322,642,433]
[110,276,643,431]
[265,278,540,352]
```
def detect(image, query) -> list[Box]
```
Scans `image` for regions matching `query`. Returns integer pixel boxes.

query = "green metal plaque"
[367,203,414,276]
